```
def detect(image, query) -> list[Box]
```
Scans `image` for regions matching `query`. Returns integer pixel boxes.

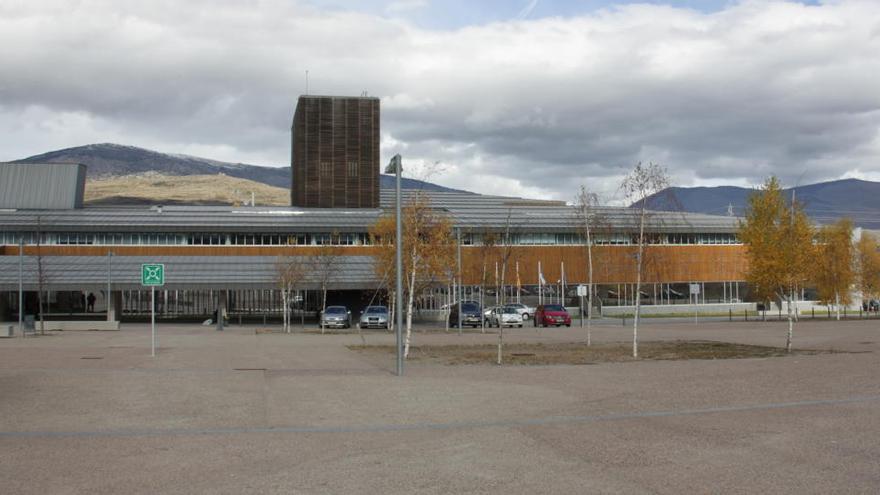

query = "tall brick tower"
[290,95,380,208]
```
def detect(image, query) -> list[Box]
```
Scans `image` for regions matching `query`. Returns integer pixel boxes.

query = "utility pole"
[457,228,462,335]
[18,237,23,337]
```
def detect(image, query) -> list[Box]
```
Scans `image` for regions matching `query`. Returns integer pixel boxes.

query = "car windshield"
[325,306,346,314]
[365,306,387,314]
[544,305,565,311]
[461,303,480,311]
[502,306,518,314]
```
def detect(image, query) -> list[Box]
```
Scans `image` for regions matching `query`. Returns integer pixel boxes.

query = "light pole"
[385,154,404,376]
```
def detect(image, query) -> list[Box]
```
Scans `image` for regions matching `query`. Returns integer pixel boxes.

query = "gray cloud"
[1,0,879,202]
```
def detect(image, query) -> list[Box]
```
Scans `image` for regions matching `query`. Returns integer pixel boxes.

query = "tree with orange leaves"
[739,176,814,352]
[369,192,455,357]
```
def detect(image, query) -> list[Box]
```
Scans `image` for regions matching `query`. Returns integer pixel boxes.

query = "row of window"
[461,232,741,246]
[0,231,741,246]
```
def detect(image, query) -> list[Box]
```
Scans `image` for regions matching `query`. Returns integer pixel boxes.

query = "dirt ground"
[351,340,832,365]
[1,319,879,494]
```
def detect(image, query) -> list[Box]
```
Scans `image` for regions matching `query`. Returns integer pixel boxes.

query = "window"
[347,161,359,178]
[321,162,332,178]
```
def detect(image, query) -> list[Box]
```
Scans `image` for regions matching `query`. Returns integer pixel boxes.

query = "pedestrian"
[87,293,96,312]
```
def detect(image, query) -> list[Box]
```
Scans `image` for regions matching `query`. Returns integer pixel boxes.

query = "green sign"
[141,264,165,286]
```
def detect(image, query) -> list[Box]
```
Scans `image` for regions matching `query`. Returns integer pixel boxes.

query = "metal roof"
[0,162,86,209]
[0,190,740,234]
[0,255,382,291]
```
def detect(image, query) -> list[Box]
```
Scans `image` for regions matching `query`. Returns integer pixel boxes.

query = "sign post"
[141,264,165,357]
[689,283,700,325]
[577,285,587,329]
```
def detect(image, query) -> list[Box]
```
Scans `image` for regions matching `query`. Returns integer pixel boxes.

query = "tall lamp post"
[385,154,404,376]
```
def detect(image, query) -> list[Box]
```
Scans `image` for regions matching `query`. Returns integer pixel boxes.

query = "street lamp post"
[385,154,404,376]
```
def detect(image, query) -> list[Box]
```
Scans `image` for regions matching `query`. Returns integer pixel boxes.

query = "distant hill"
[12,143,467,194]
[84,172,290,206]
[640,178,880,229]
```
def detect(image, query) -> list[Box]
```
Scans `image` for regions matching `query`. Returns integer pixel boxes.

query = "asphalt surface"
[1,319,879,494]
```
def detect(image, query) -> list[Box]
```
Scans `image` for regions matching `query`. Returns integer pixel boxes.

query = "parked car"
[534,304,571,327]
[320,305,351,329]
[358,305,389,329]
[504,303,534,320]
[486,305,525,328]
[483,305,499,323]
[449,301,483,328]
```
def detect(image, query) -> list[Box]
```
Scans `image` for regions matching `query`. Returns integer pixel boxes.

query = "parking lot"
[1,319,879,494]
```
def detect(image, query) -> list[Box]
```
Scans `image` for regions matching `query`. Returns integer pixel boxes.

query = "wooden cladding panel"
[291,96,379,208]
[460,245,747,285]
[2,244,747,283]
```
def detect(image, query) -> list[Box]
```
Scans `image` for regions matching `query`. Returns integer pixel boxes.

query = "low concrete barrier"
[601,303,758,317]
[25,320,120,331]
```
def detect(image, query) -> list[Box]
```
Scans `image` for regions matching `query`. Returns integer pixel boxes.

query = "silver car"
[320,306,351,329]
[486,305,524,328]
[359,305,389,329]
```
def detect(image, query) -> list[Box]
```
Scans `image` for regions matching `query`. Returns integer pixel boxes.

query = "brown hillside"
[84,172,290,206]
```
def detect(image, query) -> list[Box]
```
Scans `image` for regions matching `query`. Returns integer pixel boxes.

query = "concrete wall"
[601,302,758,316]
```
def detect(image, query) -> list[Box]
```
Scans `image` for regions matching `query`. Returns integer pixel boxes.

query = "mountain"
[11,143,467,193]
[84,172,290,206]
[640,178,880,229]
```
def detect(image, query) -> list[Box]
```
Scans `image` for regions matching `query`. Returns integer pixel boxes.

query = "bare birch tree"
[276,255,307,333]
[575,186,603,346]
[621,162,670,358]
[35,216,48,335]
[313,240,342,333]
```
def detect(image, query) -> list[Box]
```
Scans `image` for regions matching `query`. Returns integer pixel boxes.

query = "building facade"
[290,95,380,208]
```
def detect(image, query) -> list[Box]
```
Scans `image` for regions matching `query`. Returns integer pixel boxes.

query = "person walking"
[86,293,96,312]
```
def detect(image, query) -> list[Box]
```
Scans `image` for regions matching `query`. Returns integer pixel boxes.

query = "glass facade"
[0,231,740,246]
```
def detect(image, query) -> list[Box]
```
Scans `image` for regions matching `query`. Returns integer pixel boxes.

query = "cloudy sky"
[1,0,878,203]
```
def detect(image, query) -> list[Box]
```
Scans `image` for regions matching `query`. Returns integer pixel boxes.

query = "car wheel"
[523,313,529,319]
[518,324,523,328]
[565,324,571,327]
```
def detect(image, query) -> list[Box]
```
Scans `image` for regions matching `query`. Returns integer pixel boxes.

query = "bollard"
[745,310,748,322]
[729,309,732,322]
[812,308,815,319]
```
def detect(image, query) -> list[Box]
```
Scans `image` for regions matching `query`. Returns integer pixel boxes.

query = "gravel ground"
[1,319,879,494]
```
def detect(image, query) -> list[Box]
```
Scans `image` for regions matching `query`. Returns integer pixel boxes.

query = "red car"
[534,304,572,327]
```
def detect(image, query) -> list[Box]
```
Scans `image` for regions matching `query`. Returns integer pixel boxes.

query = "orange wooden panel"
[1,244,747,283]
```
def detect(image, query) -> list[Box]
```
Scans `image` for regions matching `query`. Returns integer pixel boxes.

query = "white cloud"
[1,1,879,201]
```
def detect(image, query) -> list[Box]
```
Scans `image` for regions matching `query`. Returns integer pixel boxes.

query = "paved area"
[1,319,879,494]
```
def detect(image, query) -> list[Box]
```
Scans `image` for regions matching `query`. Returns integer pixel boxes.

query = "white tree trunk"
[633,212,645,358]
[388,290,394,333]
[835,291,840,321]
[586,229,593,347]
[282,289,288,333]
[786,293,793,353]
[497,326,503,365]
[404,264,417,358]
